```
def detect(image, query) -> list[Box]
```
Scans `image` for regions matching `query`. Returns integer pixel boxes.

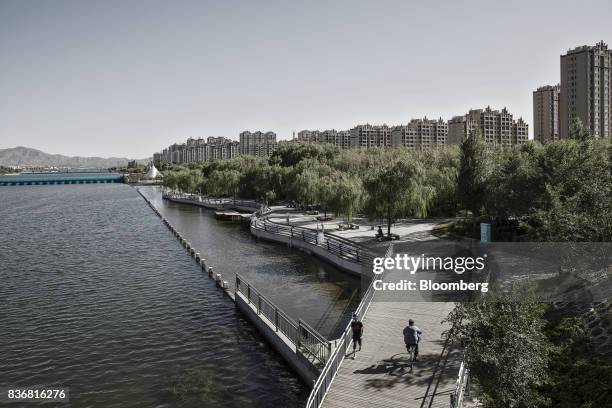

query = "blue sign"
[480,223,491,242]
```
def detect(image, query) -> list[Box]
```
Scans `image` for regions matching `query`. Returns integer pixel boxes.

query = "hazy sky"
[1,0,611,158]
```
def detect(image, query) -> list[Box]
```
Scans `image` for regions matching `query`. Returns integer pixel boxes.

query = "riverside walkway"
[158,191,465,407]
[322,300,458,408]
[320,226,461,408]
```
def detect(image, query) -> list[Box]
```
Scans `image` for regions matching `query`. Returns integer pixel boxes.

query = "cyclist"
[403,319,422,361]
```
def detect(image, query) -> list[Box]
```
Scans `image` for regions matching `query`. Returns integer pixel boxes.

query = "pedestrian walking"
[351,313,363,356]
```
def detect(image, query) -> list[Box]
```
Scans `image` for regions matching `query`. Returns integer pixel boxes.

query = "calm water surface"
[0,184,360,407]
[139,186,361,337]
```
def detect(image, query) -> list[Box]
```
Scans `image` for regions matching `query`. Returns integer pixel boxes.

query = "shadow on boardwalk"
[322,302,460,408]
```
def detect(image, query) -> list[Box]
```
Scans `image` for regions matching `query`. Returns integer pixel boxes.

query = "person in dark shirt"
[351,313,363,356]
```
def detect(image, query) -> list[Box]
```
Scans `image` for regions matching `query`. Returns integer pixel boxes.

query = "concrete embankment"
[235,293,320,384]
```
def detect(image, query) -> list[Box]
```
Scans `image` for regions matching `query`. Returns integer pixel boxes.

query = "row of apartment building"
[154,106,529,165]
[154,131,277,165]
[533,41,611,142]
[296,107,528,150]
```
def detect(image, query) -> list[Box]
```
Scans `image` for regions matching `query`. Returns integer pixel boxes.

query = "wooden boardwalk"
[322,301,458,408]
[323,228,460,408]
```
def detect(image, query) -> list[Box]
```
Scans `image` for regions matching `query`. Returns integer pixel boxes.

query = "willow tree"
[162,168,202,193]
[329,174,363,224]
[317,174,336,217]
[363,158,432,235]
[289,160,333,207]
[207,169,240,199]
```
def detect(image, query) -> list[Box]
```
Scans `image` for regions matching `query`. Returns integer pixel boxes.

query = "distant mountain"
[0,146,150,168]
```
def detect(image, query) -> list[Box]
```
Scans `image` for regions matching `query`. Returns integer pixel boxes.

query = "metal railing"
[235,274,331,366]
[305,244,392,408]
[450,360,470,408]
[251,216,376,267]
[162,191,263,211]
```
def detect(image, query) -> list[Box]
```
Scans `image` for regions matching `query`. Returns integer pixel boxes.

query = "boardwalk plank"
[323,300,459,408]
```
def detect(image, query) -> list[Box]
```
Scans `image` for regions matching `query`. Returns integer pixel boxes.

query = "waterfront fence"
[450,360,470,408]
[251,217,376,268]
[162,191,263,211]
[235,274,331,366]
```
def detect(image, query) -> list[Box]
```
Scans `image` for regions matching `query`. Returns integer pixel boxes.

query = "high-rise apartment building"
[533,85,560,143]
[239,131,277,157]
[448,107,528,145]
[560,41,612,139]
[391,117,448,150]
[156,137,239,165]
[296,129,351,149]
[349,124,391,148]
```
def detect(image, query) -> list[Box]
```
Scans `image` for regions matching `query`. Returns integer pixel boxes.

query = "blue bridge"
[0,172,125,186]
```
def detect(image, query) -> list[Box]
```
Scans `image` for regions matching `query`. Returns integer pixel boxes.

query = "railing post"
[247,284,251,304]
[257,296,261,314]
[275,308,279,331]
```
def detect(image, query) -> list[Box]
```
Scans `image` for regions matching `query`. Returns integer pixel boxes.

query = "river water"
[0,184,361,408]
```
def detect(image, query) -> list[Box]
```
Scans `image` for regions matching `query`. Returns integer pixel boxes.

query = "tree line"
[161,119,611,241]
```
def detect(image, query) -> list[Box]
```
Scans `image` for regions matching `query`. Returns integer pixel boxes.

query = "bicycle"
[406,344,417,369]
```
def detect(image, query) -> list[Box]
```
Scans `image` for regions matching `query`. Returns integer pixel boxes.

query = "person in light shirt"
[403,319,422,361]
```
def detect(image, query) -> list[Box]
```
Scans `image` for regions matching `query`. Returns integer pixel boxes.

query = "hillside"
[0,146,148,168]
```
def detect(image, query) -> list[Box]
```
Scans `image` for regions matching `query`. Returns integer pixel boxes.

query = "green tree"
[457,134,488,221]
[207,169,240,199]
[485,144,539,221]
[328,174,363,224]
[446,284,551,408]
[527,137,611,241]
[269,143,338,167]
[363,157,432,235]
[568,116,591,143]
[316,174,336,217]
[422,147,460,216]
